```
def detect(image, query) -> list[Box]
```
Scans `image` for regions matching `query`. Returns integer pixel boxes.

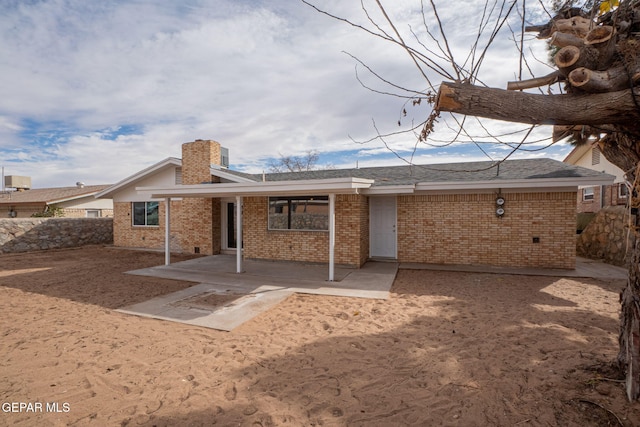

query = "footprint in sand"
[224,382,237,401]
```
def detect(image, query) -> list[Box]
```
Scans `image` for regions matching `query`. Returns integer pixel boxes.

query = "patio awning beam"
[136,177,374,199]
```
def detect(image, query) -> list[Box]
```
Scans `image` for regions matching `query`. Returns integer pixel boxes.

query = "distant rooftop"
[0,184,111,205]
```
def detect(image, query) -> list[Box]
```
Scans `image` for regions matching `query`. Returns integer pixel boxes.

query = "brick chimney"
[179,139,222,255]
[181,139,222,185]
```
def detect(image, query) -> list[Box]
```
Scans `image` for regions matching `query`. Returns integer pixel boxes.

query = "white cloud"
[0,0,569,187]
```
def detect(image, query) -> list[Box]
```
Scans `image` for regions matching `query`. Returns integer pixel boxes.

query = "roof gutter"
[413,175,614,192]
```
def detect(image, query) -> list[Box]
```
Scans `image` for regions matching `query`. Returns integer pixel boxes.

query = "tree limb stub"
[550,31,585,48]
[507,71,562,91]
[436,81,640,127]
[568,66,634,93]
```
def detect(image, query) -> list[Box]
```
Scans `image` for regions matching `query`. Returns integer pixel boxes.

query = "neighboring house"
[0,184,114,218]
[564,143,627,213]
[97,139,613,277]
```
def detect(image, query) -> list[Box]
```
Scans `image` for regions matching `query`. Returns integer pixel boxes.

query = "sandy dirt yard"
[1,246,639,426]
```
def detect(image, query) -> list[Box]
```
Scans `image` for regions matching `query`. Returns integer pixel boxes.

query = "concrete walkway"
[117,255,626,331]
[400,257,627,280]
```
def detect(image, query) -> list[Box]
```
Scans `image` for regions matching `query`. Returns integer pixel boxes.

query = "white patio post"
[329,193,336,281]
[236,195,243,273]
[164,197,171,265]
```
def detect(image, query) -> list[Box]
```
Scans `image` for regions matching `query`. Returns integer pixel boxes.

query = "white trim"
[236,196,243,274]
[413,176,613,191]
[165,198,171,266]
[137,177,375,198]
[362,185,415,195]
[210,165,256,183]
[328,194,335,281]
[96,157,181,199]
[50,192,104,204]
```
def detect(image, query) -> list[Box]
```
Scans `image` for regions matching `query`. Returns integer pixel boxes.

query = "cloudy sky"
[0,0,571,188]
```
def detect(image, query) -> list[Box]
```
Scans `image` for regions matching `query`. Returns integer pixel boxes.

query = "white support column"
[328,193,336,281]
[164,198,171,266]
[236,196,243,273]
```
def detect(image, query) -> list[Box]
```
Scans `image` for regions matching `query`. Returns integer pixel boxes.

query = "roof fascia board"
[414,176,614,191]
[96,157,181,199]
[209,165,256,183]
[49,192,101,204]
[361,185,415,195]
[413,186,579,195]
[563,144,591,164]
[137,177,374,198]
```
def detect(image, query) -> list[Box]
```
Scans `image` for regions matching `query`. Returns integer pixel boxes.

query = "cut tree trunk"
[554,45,601,75]
[550,31,585,48]
[436,81,640,127]
[568,66,634,92]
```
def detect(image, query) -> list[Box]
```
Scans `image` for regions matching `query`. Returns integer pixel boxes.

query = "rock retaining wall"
[576,206,634,266]
[0,218,113,253]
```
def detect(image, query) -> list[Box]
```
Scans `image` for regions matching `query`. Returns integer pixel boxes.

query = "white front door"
[370,196,397,258]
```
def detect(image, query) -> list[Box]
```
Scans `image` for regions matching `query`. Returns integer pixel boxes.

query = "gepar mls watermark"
[2,402,70,413]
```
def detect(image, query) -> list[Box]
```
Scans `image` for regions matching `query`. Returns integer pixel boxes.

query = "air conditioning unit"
[5,175,31,190]
[220,147,230,168]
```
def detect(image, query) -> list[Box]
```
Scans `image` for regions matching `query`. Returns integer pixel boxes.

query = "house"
[96,139,614,278]
[1,183,113,218]
[563,143,627,213]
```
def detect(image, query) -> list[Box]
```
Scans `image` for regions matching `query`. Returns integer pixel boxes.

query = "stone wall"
[576,205,633,266]
[0,218,113,253]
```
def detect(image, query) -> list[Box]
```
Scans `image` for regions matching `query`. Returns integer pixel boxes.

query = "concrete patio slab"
[119,254,625,332]
[120,256,398,331]
[126,255,397,299]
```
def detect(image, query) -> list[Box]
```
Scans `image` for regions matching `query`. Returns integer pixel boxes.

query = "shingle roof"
[245,158,609,186]
[0,185,111,205]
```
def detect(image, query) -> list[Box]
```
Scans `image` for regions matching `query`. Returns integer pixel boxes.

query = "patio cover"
[136,177,375,281]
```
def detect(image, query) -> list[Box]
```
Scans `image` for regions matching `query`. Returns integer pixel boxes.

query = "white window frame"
[583,187,595,201]
[268,196,329,231]
[132,201,159,227]
[618,183,628,199]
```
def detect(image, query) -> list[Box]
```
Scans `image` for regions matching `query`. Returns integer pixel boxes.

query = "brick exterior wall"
[242,194,369,267]
[113,200,185,252]
[397,192,576,269]
[577,183,627,213]
[111,139,222,255]
[61,208,114,218]
[109,138,577,269]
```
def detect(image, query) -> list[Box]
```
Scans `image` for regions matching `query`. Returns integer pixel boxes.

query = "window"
[268,196,329,231]
[583,187,594,201]
[619,183,628,198]
[133,201,159,226]
[86,210,100,218]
